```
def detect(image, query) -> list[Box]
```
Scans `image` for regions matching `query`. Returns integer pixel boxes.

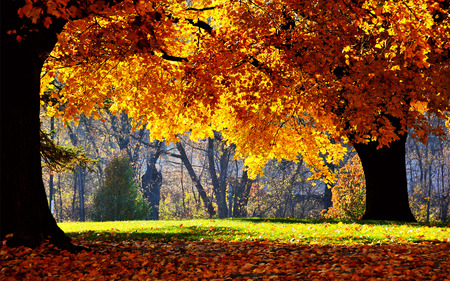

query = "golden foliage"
[41,0,450,178]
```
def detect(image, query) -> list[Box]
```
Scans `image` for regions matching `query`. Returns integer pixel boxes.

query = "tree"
[406,119,450,222]
[1,0,129,247]
[175,139,216,217]
[2,0,206,247]
[249,159,324,218]
[1,0,69,248]
[141,140,164,220]
[207,133,233,218]
[40,127,95,173]
[3,0,449,249]
[230,170,254,218]
[46,1,449,222]
[91,154,150,221]
[324,155,366,220]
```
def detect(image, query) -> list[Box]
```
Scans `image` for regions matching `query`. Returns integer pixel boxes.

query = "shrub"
[323,155,366,220]
[91,154,150,221]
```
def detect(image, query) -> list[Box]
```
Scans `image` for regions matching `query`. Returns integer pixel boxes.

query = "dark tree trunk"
[0,2,72,247]
[232,170,253,218]
[439,165,449,222]
[323,163,334,211]
[176,142,216,217]
[72,171,79,219]
[142,161,162,220]
[207,138,230,218]
[78,168,86,222]
[323,186,333,210]
[353,133,416,222]
[48,117,55,214]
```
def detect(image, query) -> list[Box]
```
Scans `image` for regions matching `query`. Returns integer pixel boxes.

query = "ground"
[1,238,449,280]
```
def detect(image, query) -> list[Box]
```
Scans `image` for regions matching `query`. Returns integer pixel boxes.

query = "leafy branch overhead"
[40,129,97,173]
[39,0,449,180]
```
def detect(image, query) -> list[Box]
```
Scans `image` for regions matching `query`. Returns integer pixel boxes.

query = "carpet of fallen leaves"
[1,238,449,280]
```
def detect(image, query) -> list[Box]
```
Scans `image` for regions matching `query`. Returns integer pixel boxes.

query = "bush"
[91,154,150,221]
[323,155,366,220]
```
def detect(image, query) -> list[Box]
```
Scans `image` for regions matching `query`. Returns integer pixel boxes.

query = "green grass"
[59,218,450,245]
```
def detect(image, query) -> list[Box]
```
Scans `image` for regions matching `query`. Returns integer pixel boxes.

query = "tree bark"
[1,2,72,247]
[48,117,55,214]
[323,163,334,211]
[78,168,86,222]
[207,138,230,218]
[232,170,253,218]
[141,158,162,220]
[1,0,127,248]
[176,142,216,217]
[353,133,416,222]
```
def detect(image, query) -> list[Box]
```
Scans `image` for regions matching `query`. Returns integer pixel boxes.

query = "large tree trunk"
[353,133,416,222]
[0,2,72,248]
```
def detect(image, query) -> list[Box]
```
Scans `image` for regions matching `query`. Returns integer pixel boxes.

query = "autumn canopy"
[42,0,449,176]
[1,0,449,247]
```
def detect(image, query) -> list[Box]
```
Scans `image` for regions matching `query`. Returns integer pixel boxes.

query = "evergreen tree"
[91,154,150,221]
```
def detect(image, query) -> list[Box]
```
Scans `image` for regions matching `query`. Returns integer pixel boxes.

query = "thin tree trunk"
[323,163,334,211]
[181,164,187,217]
[72,172,79,220]
[49,174,55,214]
[176,142,216,217]
[48,117,55,214]
[439,164,449,221]
[58,175,63,221]
[353,133,416,222]
[425,164,433,223]
[78,168,85,222]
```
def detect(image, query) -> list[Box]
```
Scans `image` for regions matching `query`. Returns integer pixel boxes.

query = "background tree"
[174,138,216,217]
[248,159,324,218]
[42,109,447,222]
[324,155,366,220]
[229,164,254,218]
[207,132,233,218]
[406,119,450,222]
[140,140,164,220]
[40,127,95,173]
[91,154,150,221]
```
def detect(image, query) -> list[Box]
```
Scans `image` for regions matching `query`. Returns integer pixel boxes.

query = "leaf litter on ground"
[1,219,449,280]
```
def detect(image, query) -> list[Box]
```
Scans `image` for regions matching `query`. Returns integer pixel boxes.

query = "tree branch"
[186,19,213,34]
[186,7,216,12]
[161,51,188,62]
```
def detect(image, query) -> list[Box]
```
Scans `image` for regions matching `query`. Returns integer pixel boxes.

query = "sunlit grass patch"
[59,218,450,245]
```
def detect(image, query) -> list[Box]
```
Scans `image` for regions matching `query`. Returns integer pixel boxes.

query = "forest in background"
[40,109,449,223]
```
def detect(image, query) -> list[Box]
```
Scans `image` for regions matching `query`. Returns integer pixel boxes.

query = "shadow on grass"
[65,218,449,245]
[67,225,248,243]
[233,217,449,227]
